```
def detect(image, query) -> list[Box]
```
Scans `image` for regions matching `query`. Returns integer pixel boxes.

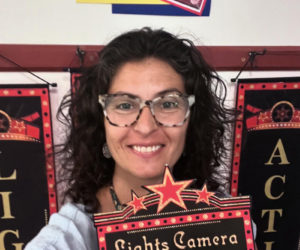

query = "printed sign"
[76,0,211,16]
[112,0,211,16]
[76,0,167,4]
[162,0,208,15]
[94,167,255,249]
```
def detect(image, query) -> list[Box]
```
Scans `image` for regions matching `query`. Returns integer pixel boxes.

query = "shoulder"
[25,203,98,250]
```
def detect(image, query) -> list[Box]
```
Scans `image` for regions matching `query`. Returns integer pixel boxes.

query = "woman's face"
[105,58,189,184]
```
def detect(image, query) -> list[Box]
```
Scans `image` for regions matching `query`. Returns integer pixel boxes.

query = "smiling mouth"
[132,145,162,153]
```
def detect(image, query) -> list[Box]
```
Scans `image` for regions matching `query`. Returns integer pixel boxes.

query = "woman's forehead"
[108,58,185,98]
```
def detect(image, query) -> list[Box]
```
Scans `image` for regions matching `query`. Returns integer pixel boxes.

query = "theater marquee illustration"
[94,167,255,250]
[231,79,300,250]
[0,85,57,249]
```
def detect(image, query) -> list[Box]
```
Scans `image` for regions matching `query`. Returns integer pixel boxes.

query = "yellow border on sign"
[76,0,168,4]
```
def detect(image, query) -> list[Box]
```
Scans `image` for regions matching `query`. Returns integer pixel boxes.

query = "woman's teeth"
[132,145,161,153]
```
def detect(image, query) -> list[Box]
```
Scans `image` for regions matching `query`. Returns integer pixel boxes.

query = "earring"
[102,142,111,159]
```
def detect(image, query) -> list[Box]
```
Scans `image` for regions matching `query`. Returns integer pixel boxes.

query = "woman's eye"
[162,101,178,109]
[116,103,132,110]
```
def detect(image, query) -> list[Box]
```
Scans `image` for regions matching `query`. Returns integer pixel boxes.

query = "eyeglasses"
[98,92,195,127]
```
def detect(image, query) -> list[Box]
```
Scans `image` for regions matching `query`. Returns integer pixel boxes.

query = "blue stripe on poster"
[112,1,211,16]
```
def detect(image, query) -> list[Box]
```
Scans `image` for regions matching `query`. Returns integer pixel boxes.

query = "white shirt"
[25,203,98,250]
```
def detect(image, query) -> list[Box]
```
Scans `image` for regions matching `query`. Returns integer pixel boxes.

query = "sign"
[231,79,300,250]
[94,167,255,249]
[162,0,208,15]
[76,0,167,4]
[112,0,211,16]
[76,0,211,16]
[0,85,57,249]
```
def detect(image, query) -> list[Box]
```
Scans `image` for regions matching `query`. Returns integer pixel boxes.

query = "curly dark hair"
[57,27,234,213]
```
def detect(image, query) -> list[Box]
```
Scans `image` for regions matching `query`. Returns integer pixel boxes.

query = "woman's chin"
[133,169,165,185]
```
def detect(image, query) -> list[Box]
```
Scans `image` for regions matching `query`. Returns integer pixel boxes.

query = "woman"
[25,27,233,250]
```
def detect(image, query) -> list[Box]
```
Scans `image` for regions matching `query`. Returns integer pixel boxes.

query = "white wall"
[1,0,300,46]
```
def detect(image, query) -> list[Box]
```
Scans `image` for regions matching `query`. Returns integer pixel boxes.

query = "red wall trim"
[0,45,103,71]
[1,45,300,71]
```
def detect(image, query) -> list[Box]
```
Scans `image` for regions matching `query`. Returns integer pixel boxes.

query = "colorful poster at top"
[76,0,167,4]
[76,0,211,16]
[112,1,210,16]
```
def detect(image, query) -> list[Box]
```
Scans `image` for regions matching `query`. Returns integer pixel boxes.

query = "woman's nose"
[133,107,158,134]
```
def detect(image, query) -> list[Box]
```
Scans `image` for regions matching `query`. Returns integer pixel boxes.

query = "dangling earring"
[102,142,111,159]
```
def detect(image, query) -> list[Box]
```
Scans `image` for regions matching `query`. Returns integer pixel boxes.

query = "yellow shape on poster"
[77,0,168,4]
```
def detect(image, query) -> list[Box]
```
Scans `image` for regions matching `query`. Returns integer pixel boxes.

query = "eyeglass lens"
[104,94,190,127]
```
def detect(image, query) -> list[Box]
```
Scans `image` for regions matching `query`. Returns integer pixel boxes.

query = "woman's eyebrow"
[109,88,183,99]
[155,88,183,96]
[109,92,139,99]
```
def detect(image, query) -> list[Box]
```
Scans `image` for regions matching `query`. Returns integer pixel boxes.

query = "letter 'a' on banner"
[230,78,300,250]
[0,84,57,248]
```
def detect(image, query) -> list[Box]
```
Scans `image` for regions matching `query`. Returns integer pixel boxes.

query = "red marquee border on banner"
[230,81,300,196]
[0,86,57,214]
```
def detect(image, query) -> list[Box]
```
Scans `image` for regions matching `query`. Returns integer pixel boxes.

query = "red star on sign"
[127,191,147,215]
[195,185,215,205]
[145,167,193,213]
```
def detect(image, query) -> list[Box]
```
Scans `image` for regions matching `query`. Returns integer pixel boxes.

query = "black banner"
[231,79,300,250]
[0,85,57,250]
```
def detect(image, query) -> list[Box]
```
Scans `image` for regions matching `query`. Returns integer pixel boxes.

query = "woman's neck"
[96,170,163,213]
[112,175,151,205]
